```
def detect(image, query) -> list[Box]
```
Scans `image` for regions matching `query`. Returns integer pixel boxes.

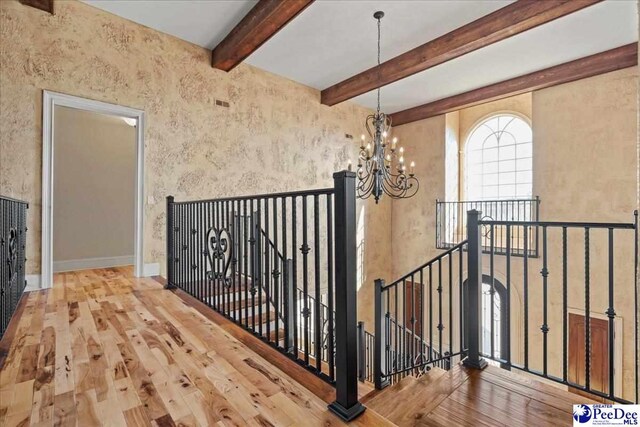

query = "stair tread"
[244,310,278,325]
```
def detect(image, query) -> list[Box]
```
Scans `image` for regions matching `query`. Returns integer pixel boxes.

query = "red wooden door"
[568,313,609,396]
[404,282,422,337]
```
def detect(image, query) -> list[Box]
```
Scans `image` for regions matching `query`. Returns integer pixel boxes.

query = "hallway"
[0,267,386,426]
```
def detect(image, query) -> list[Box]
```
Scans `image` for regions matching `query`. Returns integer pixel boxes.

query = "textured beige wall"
[390,115,446,278]
[53,106,135,264]
[0,0,391,297]
[533,67,636,222]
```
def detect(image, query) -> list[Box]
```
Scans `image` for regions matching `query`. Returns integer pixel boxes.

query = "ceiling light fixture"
[351,11,419,204]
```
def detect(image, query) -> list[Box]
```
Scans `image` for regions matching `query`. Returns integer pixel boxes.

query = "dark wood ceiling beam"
[320,0,602,106]
[389,43,637,127]
[19,0,54,14]
[212,0,314,72]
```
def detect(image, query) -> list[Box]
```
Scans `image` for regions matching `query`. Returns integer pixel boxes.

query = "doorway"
[41,91,145,287]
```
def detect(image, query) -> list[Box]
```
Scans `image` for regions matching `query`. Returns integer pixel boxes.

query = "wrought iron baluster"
[301,196,310,364]
[490,224,495,359]
[562,226,567,382]
[505,225,511,369]
[272,197,280,344]
[523,225,529,370]
[265,198,271,341]
[292,197,299,355]
[314,195,321,371]
[326,193,335,380]
[541,225,549,376]
[607,227,615,399]
[584,227,591,392]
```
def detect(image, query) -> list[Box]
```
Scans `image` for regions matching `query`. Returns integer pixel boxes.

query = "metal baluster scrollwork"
[206,227,233,289]
[7,228,17,282]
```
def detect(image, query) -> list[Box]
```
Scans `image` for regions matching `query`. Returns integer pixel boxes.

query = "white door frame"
[41,90,145,288]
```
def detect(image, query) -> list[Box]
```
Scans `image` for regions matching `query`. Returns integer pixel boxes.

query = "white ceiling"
[84,0,257,49]
[84,0,638,113]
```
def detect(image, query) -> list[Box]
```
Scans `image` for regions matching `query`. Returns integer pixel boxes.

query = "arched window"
[465,114,532,200]
[481,280,502,359]
[464,275,508,360]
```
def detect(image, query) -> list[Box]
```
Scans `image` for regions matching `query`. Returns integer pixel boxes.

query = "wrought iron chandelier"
[351,11,419,204]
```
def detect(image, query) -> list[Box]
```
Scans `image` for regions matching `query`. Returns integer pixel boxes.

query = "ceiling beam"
[389,43,638,127]
[19,0,54,14]
[320,0,602,106]
[212,0,315,72]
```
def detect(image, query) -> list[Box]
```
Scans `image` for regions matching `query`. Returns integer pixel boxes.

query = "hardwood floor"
[363,363,599,427]
[0,267,390,427]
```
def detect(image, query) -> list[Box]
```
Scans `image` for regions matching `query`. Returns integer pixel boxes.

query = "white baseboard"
[25,275,42,291]
[53,255,134,273]
[143,263,160,277]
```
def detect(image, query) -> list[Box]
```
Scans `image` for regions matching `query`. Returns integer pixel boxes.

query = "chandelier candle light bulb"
[352,10,419,203]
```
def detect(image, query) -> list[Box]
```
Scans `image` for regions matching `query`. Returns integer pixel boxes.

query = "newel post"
[328,171,366,421]
[165,196,176,289]
[463,210,487,369]
[374,278,389,390]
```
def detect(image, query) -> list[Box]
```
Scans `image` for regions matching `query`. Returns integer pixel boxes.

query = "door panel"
[568,313,609,396]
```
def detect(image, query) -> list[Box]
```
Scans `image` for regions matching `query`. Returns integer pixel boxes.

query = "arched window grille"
[465,114,532,200]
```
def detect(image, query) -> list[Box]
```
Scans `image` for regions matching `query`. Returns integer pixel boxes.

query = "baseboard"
[53,255,134,273]
[143,263,160,277]
[25,275,41,291]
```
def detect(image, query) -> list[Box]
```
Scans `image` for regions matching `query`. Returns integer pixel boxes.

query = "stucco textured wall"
[390,115,446,278]
[0,0,391,297]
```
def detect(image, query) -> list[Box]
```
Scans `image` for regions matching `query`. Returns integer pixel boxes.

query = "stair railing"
[374,240,468,389]
[166,171,366,421]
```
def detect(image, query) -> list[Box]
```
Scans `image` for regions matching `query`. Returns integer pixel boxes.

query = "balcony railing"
[373,209,639,405]
[436,197,540,256]
[166,171,366,421]
[1,196,28,338]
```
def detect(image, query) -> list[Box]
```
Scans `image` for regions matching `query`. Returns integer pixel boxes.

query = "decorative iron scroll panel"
[1,196,28,338]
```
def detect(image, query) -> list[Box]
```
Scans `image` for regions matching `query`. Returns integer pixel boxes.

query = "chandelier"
[350,11,419,204]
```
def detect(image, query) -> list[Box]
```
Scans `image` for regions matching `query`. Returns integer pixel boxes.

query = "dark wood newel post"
[328,171,366,421]
[463,209,487,370]
[165,195,176,289]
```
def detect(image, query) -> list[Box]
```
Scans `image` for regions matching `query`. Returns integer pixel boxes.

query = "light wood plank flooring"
[0,267,390,427]
[363,363,599,426]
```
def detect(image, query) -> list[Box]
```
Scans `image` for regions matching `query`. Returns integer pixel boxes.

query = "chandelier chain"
[376,14,381,115]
